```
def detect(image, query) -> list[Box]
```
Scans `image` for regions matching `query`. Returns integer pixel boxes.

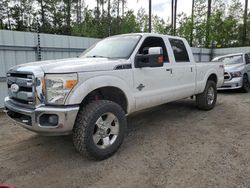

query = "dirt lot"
[1,91,250,188]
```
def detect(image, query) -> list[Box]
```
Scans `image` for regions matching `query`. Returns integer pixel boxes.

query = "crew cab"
[212,53,250,92]
[4,33,224,160]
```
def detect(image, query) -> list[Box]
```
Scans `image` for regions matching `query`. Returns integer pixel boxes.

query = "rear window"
[169,39,190,62]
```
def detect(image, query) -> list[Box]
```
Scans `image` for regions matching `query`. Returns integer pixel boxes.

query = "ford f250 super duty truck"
[4,33,224,160]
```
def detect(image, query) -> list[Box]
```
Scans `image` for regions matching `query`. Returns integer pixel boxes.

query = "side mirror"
[135,47,164,68]
[148,47,163,55]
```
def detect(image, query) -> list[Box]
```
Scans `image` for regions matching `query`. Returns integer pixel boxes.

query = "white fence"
[1,30,250,108]
[0,30,99,108]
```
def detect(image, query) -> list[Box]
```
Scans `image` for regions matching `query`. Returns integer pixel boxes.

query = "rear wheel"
[72,100,127,160]
[241,74,249,93]
[196,80,217,110]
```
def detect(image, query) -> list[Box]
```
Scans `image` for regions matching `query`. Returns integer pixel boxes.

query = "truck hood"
[10,57,129,74]
[224,63,245,72]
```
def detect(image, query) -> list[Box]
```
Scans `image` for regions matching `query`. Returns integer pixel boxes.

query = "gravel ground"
[1,91,250,188]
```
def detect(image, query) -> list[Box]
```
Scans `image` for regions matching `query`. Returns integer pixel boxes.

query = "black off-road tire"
[196,80,217,111]
[72,100,127,160]
[241,74,249,93]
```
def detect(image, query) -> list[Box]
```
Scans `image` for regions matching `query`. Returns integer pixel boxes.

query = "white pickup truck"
[4,33,224,160]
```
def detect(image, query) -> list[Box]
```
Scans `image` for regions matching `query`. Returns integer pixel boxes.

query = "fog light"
[39,114,58,126]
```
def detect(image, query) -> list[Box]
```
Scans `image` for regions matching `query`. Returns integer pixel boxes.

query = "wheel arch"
[66,76,135,114]
[207,73,218,84]
[196,71,219,94]
[79,86,128,113]
[243,72,248,78]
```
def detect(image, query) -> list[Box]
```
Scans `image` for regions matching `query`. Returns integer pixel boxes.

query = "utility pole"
[243,0,248,46]
[190,0,195,46]
[171,0,174,35]
[122,0,125,17]
[40,0,45,28]
[205,0,212,48]
[96,0,100,19]
[149,0,152,32]
[117,0,120,18]
[76,0,82,24]
[108,0,111,36]
[117,0,120,33]
[173,0,177,35]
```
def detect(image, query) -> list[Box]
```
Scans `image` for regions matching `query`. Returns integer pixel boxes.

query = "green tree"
[193,0,207,47]
[0,0,10,29]
[8,0,34,31]
[177,13,193,40]
[0,0,248,48]
[136,8,148,32]
[153,15,171,34]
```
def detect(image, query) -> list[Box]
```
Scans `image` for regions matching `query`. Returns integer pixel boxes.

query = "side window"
[138,37,169,62]
[245,54,250,64]
[169,38,190,62]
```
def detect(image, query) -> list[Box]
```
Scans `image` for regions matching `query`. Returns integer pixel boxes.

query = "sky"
[85,0,247,21]
[85,0,192,20]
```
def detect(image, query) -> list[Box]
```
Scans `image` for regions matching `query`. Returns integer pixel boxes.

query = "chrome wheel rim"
[92,112,119,149]
[207,87,215,105]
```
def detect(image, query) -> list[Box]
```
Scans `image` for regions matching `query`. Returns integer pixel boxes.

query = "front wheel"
[72,100,127,160]
[241,74,249,93]
[196,80,217,110]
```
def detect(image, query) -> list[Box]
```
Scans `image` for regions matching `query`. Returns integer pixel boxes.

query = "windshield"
[81,35,141,59]
[218,55,243,65]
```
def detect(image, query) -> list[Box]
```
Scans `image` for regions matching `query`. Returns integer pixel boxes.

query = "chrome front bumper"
[218,77,243,90]
[4,97,79,135]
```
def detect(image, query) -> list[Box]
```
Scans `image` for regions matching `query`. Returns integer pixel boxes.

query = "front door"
[132,36,174,111]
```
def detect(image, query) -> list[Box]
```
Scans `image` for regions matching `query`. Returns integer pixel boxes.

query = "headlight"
[230,71,242,78]
[45,73,78,105]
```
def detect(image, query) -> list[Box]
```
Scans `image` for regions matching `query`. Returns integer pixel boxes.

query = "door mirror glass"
[148,47,163,55]
[135,47,164,68]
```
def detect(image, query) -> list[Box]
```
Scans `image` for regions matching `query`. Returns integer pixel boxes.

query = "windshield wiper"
[86,55,110,58]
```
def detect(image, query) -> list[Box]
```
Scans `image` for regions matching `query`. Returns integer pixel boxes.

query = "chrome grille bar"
[7,77,33,88]
[7,71,35,107]
[8,89,34,101]
[224,72,231,81]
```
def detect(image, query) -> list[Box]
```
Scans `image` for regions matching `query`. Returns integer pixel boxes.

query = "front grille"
[224,72,231,81]
[7,72,35,108]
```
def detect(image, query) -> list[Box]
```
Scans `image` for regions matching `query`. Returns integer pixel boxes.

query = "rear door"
[168,38,196,98]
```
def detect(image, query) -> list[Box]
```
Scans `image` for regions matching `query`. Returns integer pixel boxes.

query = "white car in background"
[213,53,250,93]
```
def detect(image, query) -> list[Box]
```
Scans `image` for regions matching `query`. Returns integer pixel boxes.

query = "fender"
[195,67,219,94]
[66,75,136,114]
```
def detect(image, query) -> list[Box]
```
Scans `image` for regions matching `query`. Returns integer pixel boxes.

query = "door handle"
[166,68,172,74]
[191,67,193,72]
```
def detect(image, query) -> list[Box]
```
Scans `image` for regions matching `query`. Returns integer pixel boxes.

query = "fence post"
[210,41,215,61]
[199,48,202,62]
[36,18,41,61]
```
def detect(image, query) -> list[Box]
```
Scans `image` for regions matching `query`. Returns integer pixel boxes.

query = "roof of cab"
[113,32,185,40]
